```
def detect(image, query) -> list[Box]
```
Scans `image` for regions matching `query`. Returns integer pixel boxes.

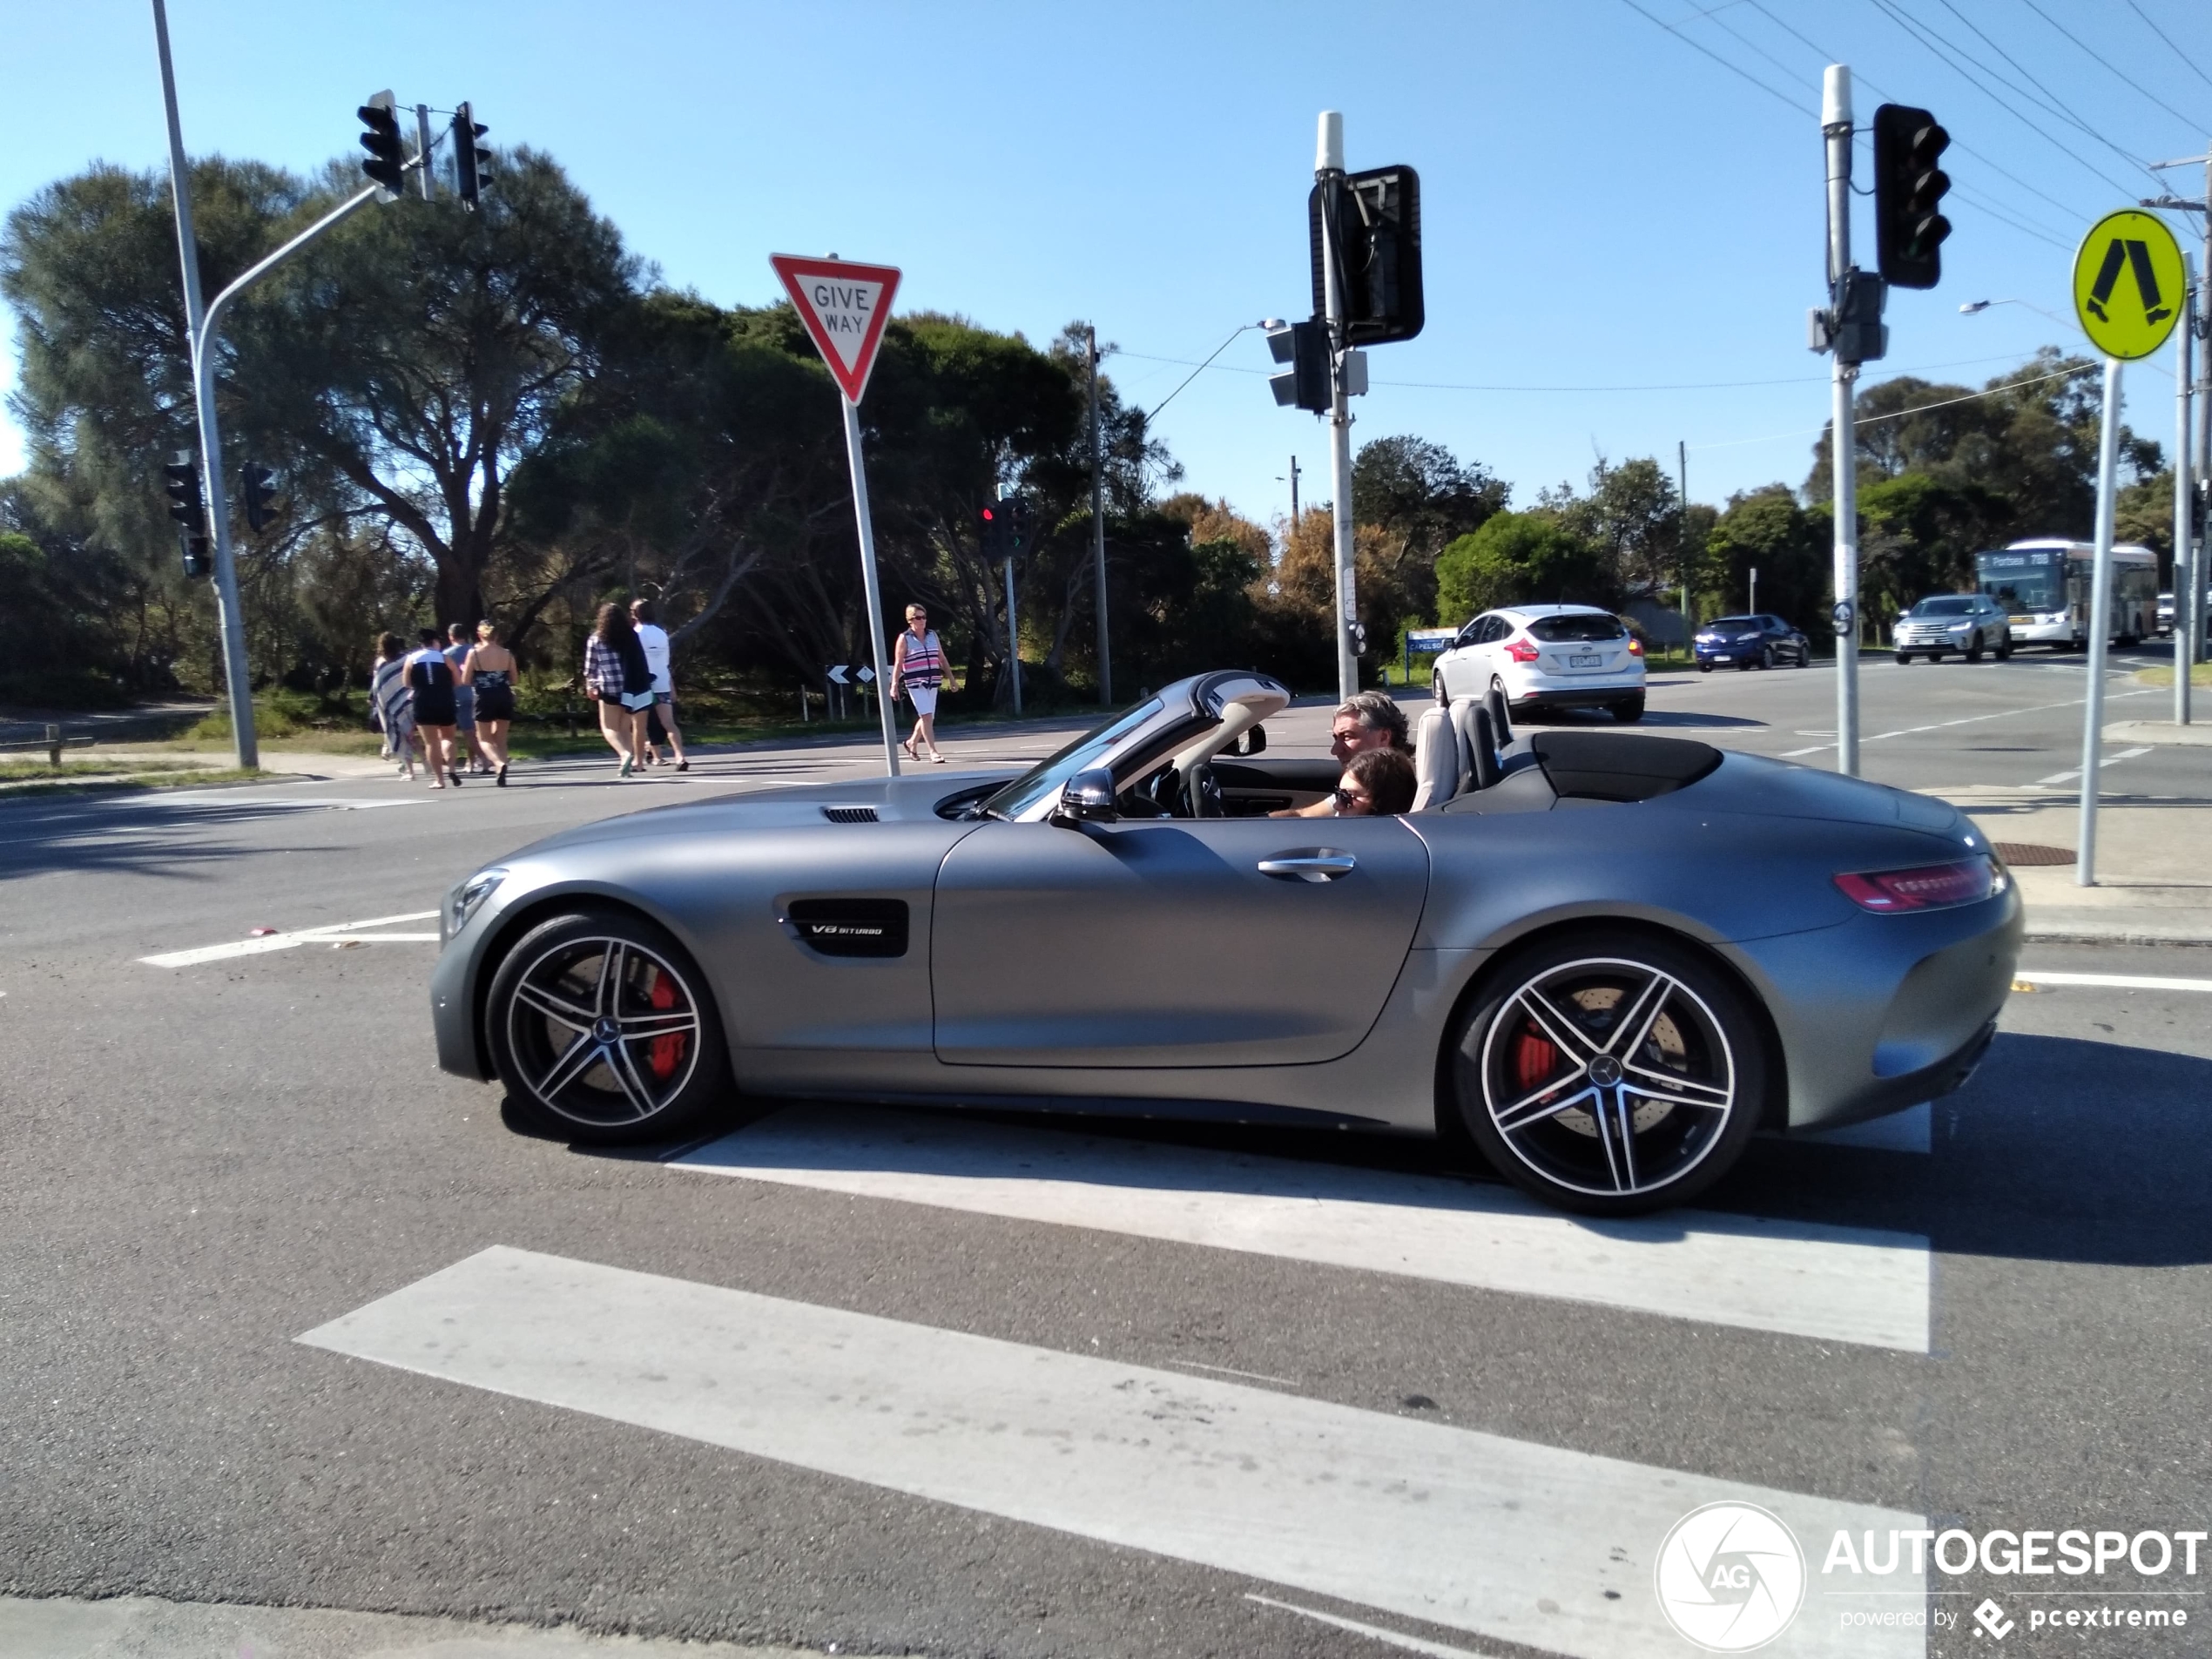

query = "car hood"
[498,767,1019,861]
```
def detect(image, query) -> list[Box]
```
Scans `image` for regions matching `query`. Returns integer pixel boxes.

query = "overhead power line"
[2123,0,2212,98]
[2016,0,2205,136]
[1615,0,1815,116]
[1688,361,2100,450]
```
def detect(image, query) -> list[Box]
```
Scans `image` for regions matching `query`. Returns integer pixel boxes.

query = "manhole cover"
[1994,841,2074,867]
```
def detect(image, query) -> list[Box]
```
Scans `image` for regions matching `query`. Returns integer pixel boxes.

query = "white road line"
[139,910,440,968]
[675,1107,1931,1352]
[1778,685,2156,757]
[2018,970,2212,993]
[299,1246,1922,1659]
[2035,745,2152,787]
[90,792,429,811]
[1246,1595,1489,1659]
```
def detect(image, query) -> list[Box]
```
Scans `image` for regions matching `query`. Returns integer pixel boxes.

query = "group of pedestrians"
[583,598,687,777]
[370,623,517,789]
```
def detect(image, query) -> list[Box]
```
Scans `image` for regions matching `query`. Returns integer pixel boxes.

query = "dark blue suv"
[1694,614,1811,671]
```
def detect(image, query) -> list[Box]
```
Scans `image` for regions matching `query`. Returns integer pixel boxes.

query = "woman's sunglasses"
[1332,787,1372,812]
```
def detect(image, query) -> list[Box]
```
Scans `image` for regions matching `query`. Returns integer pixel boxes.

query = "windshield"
[1977,550,2063,611]
[1528,614,1627,643]
[1909,596,1976,617]
[1703,617,1758,632]
[981,698,1165,819]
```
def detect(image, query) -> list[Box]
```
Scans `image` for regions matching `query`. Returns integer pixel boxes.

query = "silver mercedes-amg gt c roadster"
[431,670,2020,1214]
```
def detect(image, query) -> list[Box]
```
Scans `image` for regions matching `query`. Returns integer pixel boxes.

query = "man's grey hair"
[1337,689,1412,752]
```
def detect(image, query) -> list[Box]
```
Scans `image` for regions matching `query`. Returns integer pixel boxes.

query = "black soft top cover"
[1529,731,1723,802]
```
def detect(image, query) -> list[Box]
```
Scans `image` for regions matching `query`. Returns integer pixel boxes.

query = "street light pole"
[1317,111,1359,704]
[1088,324,1110,705]
[1824,65,1861,779]
[152,0,256,769]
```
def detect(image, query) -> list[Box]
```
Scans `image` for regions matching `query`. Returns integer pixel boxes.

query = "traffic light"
[1872,104,1951,290]
[977,501,1001,558]
[454,102,491,210]
[163,449,210,580]
[1001,496,1035,561]
[1267,319,1331,414]
[239,464,276,534]
[1309,165,1424,346]
[358,91,408,197]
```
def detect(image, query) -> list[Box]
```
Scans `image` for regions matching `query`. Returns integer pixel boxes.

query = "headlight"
[447,867,507,939]
[1948,620,1973,632]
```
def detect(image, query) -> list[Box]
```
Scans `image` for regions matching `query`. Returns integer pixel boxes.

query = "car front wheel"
[1433,670,1449,706]
[485,907,729,1144]
[1448,934,1764,1215]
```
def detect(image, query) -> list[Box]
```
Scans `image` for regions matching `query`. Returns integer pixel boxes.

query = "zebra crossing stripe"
[298,1246,1924,1659]
[673,1108,1931,1352]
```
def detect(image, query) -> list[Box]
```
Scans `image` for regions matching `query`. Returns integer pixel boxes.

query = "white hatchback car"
[1432,603,1647,722]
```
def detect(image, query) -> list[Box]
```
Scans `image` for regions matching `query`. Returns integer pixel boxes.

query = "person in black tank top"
[463,620,520,785]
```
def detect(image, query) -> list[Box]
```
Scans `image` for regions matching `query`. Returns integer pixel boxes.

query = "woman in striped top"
[890,604,951,763]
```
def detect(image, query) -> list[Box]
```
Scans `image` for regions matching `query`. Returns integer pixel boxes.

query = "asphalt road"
[2,662,2207,1659]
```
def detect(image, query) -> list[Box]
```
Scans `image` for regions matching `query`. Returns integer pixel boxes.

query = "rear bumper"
[1510,672,1645,706]
[1732,882,2023,1131]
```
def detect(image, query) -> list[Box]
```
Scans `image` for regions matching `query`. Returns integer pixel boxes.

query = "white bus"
[1974,538,2160,651]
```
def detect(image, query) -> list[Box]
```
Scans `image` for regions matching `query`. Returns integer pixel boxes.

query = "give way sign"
[770,254,902,404]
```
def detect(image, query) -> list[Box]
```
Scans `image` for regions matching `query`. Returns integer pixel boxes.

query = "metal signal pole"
[1288,455,1301,526]
[152,0,256,769]
[2177,257,2195,725]
[2200,146,2211,667]
[1088,324,1110,705]
[1824,66,1862,778]
[2078,358,2125,886]
[1317,111,1359,704]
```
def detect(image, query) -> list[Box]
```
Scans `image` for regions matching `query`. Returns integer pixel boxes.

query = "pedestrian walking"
[582,603,655,777]
[447,622,490,774]
[629,597,689,772]
[889,603,951,763]
[369,631,418,779]
[462,620,519,786]
[404,627,462,788]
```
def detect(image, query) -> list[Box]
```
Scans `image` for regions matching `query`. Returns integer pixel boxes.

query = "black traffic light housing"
[1267,320,1332,414]
[1001,496,1035,561]
[163,449,210,579]
[1310,165,1424,346]
[454,102,491,210]
[358,91,408,197]
[239,464,276,534]
[1872,104,1951,290]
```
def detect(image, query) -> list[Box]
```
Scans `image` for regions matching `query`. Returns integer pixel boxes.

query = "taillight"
[1833,857,2005,913]
[1505,637,1540,663]
[1628,637,1644,656]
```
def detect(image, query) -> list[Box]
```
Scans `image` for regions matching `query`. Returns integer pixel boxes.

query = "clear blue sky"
[4,0,2208,529]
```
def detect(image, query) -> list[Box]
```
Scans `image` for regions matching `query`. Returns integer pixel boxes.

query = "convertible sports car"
[430,671,2020,1215]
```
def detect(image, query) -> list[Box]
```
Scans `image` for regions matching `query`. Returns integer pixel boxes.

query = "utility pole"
[1824,65,1862,777]
[2200,145,2211,666]
[1288,455,1301,526]
[1004,545,1022,716]
[1317,111,1359,703]
[2177,256,2195,725]
[1676,440,1690,640]
[415,104,436,200]
[1087,324,1110,705]
[152,0,256,770]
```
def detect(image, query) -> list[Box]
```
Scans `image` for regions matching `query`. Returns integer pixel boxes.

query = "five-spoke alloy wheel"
[486,908,728,1143]
[1450,934,1764,1214]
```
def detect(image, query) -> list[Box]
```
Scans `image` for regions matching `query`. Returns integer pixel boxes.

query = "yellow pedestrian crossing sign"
[2073,209,2186,360]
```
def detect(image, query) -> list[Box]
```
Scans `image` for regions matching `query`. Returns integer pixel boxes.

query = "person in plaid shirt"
[583,603,656,777]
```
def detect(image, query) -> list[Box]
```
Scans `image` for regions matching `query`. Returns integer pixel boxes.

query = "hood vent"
[821,804,879,824]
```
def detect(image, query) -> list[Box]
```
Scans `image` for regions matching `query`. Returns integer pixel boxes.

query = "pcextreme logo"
[1655,1502,1807,1651]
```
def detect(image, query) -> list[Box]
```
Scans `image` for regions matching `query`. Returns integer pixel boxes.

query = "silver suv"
[1893,594,2012,664]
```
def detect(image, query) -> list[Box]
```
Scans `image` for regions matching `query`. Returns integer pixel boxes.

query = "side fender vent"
[821,804,879,823]
[782,898,908,958]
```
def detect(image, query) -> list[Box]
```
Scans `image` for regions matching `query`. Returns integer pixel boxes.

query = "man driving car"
[1273,691,1413,818]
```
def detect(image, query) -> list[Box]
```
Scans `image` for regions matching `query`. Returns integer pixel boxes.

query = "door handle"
[1257,852,1357,883]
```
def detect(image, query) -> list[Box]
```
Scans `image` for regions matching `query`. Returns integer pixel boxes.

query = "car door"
[931,813,1431,1067]
[1440,615,1487,700]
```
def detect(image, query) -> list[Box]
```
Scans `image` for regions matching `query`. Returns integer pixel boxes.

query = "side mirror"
[1239,725,1266,756]
[1055,767,1118,825]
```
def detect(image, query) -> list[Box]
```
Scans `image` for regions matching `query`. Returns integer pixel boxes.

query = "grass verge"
[2133,664,2212,687]
[0,766,265,799]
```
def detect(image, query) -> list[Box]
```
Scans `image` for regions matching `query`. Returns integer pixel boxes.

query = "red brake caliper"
[645,966,686,1080]
[1514,1022,1558,1094]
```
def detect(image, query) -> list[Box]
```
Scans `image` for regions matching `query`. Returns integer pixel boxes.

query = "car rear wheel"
[1609,695,1645,722]
[486,907,729,1144]
[1895,652,1912,664]
[1697,662,1711,673]
[1448,934,1765,1215]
